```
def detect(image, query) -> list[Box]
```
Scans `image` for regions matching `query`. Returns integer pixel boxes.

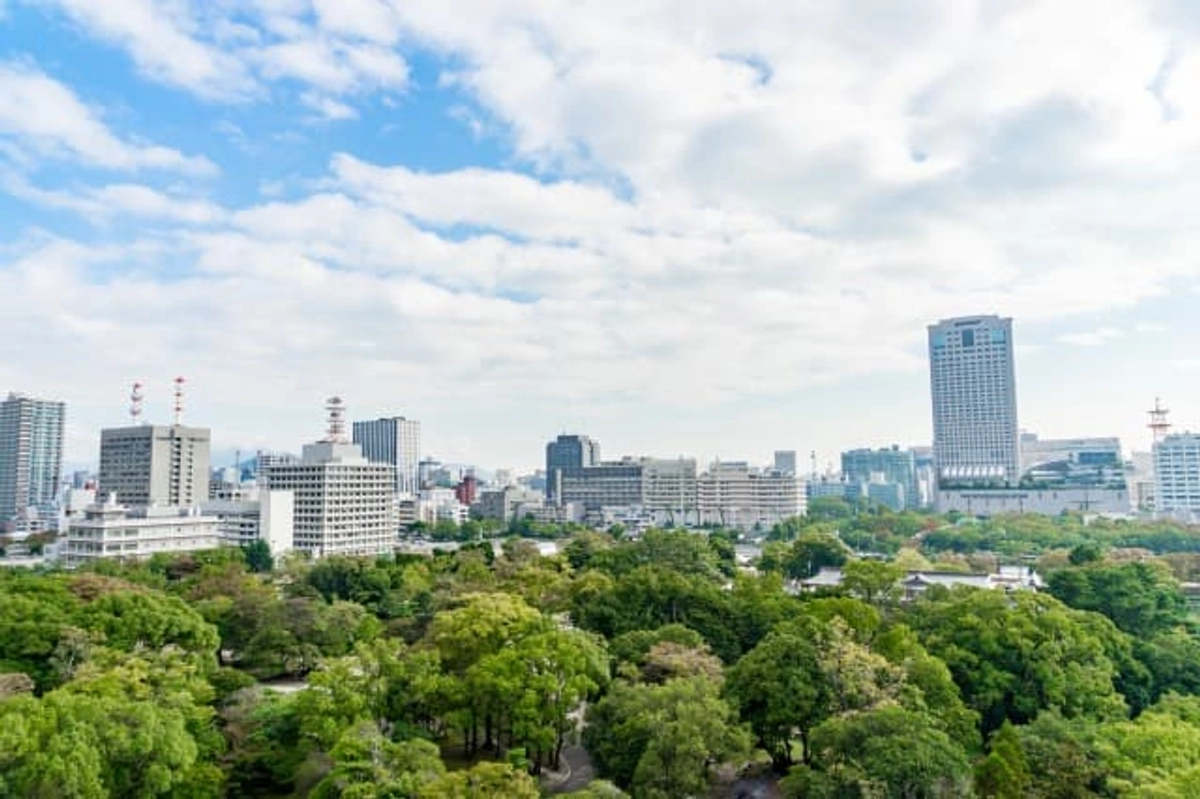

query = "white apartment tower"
[928,315,1020,484]
[353,416,420,497]
[0,393,65,528]
[1153,433,1200,517]
[267,399,397,558]
[98,424,211,507]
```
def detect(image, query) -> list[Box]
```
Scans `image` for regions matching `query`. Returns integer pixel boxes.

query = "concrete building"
[841,446,918,510]
[936,486,1131,516]
[64,497,221,567]
[928,315,1020,486]
[203,488,295,558]
[545,434,601,502]
[353,416,421,496]
[478,485,546,525]
[264,431,397,558]
[0,393,65,531]
[1154,433,1200,518]
[774,450,798,475]
[553,456,697,523]
[698,461,804,530]
[98,424,211,508]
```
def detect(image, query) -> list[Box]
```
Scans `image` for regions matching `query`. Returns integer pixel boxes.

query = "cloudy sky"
[2,0,1199,473]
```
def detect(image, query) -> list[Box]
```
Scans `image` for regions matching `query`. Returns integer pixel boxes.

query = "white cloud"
[1057,327,1126,348]
[0,62,215,174]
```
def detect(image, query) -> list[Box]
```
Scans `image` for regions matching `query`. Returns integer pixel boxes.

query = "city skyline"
[4,3,1200,472]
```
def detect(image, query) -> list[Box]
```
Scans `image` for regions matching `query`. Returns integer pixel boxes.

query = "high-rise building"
[1153,433,1200,517]
[840,446,918,510]
[352,416,421,497]
[0,393,65,528]
[545,434,601,502]
[928,315,1020,485]
[773,450,798,475]
[98,424,211,508]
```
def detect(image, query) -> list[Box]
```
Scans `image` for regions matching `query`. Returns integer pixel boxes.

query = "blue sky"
[2,0,1200,472]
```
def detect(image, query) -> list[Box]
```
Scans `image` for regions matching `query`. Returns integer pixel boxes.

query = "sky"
[2,0,1200,474]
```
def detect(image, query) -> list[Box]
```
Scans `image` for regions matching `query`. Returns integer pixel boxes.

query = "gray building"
[98,424,211,508]
[545,434,601,502]
[774,450,798,475]
[928,315,1020,485]
[556,456,697,523]
[353,416,421,496]
[841,446,918,510]
[0,393,65,528]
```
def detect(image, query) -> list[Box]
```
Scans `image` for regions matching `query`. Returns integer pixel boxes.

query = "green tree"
[585,676,750,796]
[417,762,540,798]
[241,540,274,573]
[1047,561,1187,637]
[974,722,1030,799]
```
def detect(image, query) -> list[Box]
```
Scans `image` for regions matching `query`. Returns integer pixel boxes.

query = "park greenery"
[4,504,1200,796]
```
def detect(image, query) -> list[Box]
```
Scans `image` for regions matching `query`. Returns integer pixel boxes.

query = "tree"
[975,722,1030,799]
[840,559,904,604]
[1047,561,1187,637]
[585,676,750,796]
[794,706,972,798]
[417,762,540,798]
[242,540,274,573]
[780,532,849,579]
[309,724,446,799]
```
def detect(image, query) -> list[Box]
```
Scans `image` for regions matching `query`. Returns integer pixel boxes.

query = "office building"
[203,487,295,557]
[64,497,221,567]
[546,434,601,502]
[353,416,420,496]
[773,450,798,475]
[841,446,918,510]
[1154,433,1200,517]
[98,424,211,508]
[266,401,396,558]
[698,462,804,530]
[928,315,1020,485]
[0,393,65,529]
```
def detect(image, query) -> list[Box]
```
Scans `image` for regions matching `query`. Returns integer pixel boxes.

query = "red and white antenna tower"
[129,381,145,423]
[173,376,186,426]
[324,396,347,443]
[1148,397,1172,442]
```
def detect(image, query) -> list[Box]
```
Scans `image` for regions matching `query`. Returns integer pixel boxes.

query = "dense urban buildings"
[928,315,1020,485]
[840,446,918,510]
[545,434,601,502]
[0,392,65,531]
[97,424,211,508]
[352,416,421,496]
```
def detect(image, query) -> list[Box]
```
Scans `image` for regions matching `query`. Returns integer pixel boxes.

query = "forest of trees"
[4,508,1200,797]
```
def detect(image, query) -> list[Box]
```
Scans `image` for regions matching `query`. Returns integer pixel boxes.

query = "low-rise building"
[697,462,804,530]
[64,497,221,567]
[202,488,295,558]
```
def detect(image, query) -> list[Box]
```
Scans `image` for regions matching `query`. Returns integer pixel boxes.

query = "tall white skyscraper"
[928,315,1020,484]
[98,424,211,507]
[352,417,420,496]
[0,393,66,528]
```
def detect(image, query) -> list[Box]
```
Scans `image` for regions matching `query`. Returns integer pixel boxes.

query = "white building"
[1154,433,1200,518]
[203,488,295,558]
[98,424,211,508]
[417,488,470,526]
[264,439,396,559]
[698,462,805,530]
[928,315,1020,485]
[0,392,65,531]
[353,416,420,497]
[64,497,221,567]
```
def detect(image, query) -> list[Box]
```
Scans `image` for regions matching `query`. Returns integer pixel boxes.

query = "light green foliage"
[417,761,540,798]
[975,723,1030,799]
[840,559,905,604]
[1047,560,1187,637]
[310,724,445,798]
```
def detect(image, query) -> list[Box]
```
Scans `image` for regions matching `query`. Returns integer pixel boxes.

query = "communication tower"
[129,381,144,423]
[1148,397,1172,442]
[324,396,348,443]
[173,376,186,426]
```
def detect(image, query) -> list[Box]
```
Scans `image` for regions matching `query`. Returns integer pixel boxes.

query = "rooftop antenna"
[129,381,144,424]
[1148,397,1172,442]
[324,396,348,443]
[173,376,186,426]
[810,449,818,481]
